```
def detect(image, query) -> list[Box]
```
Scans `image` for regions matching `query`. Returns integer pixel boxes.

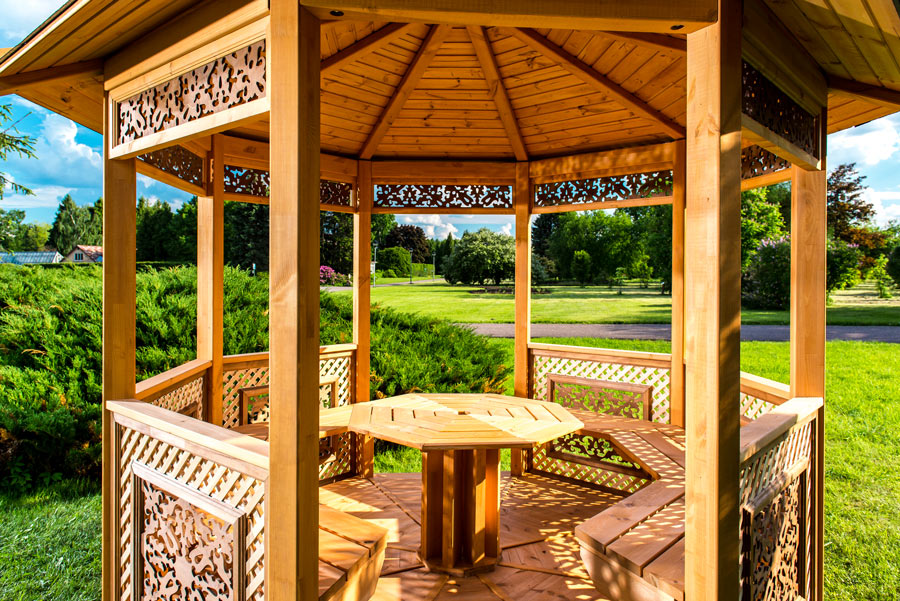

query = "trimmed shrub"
[571,250,592,286]
[376,246,411,277]
[827,241,862,292]
[742,237,791,310]
[443,228,514,286]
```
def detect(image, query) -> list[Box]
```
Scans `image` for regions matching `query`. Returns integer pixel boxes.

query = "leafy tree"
[386,224,430,262]
[136,197,175,261]
[741,188,785,268]
[826,240,862,292]
[547,211,637,283]
[767,181,792,227]
[571,250,592,286]
[531,253,557,284]
[49,195,92,255]
[225,201,269,271]
[886,245,900,287]
[435,232,456,275]
[443,228,514,285]
[371,213,397,252]
[625,205,672,292]
[531,213,560,258]
[320,211,354,275]
[0,104,36,199]
[376,246,411,277]
[742,237,791,309]
[167,197,198,263]
[0,209,48,252]
[828,163,875,243]
[82,198,103,246]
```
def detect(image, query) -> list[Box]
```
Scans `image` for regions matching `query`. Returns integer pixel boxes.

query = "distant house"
[64,245,103,263]
[0,251,64,265]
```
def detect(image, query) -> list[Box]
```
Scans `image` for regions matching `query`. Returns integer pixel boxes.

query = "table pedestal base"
[420,448,501,575]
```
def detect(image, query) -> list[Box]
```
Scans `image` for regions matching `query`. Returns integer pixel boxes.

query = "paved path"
[461,323,900,343]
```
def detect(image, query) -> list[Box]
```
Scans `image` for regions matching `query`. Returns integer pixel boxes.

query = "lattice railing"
[738,397,822,601]
[221,345,356,482]
[135,358,210,418]
[740,371,791,422]
[110,401,268,601]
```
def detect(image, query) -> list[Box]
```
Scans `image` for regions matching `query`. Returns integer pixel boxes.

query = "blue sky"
[1,1,899,237]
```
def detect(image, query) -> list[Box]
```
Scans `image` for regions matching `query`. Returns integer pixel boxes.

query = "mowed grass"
[339,280,900,325]
[2,340,897,600]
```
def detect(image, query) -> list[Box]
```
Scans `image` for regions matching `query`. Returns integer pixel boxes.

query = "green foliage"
[320,211,354,275]
[371,213,397,252]
[887,245,900,287]
[827,241,862,292]
[48,196,102,256]
[742,237,791,310]
[0,104,37,199]
[443,228,514,286]
[531,253,557,284]
[0,209,50,252]
[828,163,875,244]
[377,246,411,277]
[434,232,456,275]
[571,250,592,286]
[741,188,786,268]
[385,224,431,263]
[868,255,893,299]
[547,211,638,283]
[531,213,560,258]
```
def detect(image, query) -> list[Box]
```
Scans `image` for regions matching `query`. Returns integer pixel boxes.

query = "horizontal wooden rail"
[223,344,358,370]
[108,399,270,475]
[135,358,211,402]
[740,371,791,405]
[739,396,823,464]
[528,342,672,370]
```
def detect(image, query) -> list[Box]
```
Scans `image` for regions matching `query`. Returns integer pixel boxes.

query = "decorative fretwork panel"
[375,184,512,210]
[532,352,671,424]
[223,166,269,198]
[149,374,205,417]
[137,145,204,188]
[741,473,807,601]
[118,40,266,145]
[741,391,777,422]
[320,180,353,207]
[547,374,651,421]
[742,61,819,159]
[117,426,266,601]
[133,463,245,601]
[532,442,650,493]
[533,171,673,208]
[741,145,790,181]
[739,422,811,506]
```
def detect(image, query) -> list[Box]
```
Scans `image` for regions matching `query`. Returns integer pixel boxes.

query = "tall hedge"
[0,265,510,487]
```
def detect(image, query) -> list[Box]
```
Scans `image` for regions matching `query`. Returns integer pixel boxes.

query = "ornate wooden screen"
[116,40,266,146]
[113,408,267,601]
[533,170,673,211]
[741,145,790,182]
[137,145,205,193]
[546,374,652,421]
[373,184,513,212]
[739,411,816,601]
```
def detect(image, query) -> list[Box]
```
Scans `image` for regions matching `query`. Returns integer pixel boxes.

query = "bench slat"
[644,537,685,601]
[606,498,685,575]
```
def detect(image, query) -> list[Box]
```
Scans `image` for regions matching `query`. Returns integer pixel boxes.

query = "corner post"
[354,161,374,478]
[670,140,686,427]
[790,111,827,601]
[684,0,742,598]
[102,92,137,601]
[512,162,531,476]
[268,3,321,601]
[198,133,225,425]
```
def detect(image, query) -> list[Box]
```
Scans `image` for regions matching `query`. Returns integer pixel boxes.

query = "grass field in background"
[1,339,897,600]
[342,280,900,325]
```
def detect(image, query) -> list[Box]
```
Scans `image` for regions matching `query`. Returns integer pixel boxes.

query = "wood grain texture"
[669,140,685,428]
[268,4,321,601]
[354,161,374,478]
[683,1,742,599]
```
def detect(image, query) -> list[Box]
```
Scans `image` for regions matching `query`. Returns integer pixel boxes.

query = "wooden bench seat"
[565,408,687,601]
[318,503,388,601]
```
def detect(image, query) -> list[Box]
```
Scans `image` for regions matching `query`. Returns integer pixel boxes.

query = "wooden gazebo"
[3,1,900,600]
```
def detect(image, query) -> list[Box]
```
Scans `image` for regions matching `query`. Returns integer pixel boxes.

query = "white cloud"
[499,222,512,236]
[828,115,900,166]
[862,189,900,225]
[0,184,71,209]
[0,0,62,46]
[402,214,459,239]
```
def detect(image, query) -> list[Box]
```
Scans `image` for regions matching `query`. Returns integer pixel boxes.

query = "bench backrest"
[546,373,652,421]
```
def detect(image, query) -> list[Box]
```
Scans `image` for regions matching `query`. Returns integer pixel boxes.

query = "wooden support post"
[512,162,531,476]
[268,4,320,601]
[198,133,225,425]
[670,140,686,428]
[102,92,137,601]
[354,161,374,478]
[790,157,826,601]
[684,0,742,599]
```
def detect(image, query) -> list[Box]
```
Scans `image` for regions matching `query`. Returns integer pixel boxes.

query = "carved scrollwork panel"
[375,184,512,210]
[547,433,647,477]
[741,470,807,601]
[118,40,266,145]
[320,180,353,207]
[137,145,204,188]
[547,374,652,420]
[534,170,673,208]
[223,166,270,198]
[132,462,246,601]
[741,145,790,181]
[741,61,819,159]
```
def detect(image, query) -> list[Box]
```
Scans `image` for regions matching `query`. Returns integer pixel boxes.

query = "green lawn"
[2,339,897,600]
[339,280,900,325]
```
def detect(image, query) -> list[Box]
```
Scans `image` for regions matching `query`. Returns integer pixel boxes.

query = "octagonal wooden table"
[349,393,583,576]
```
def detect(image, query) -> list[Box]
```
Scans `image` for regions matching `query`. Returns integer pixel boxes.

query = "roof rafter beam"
[506,28,685,139]
[321,23,415,76]
[359,24,452,160]
[602,32,686,54]
[828,74,900,108]
[467,26,528,161]
[0,59,102,96]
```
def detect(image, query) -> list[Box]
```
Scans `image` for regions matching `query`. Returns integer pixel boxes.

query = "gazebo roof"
[2,0,900,160]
